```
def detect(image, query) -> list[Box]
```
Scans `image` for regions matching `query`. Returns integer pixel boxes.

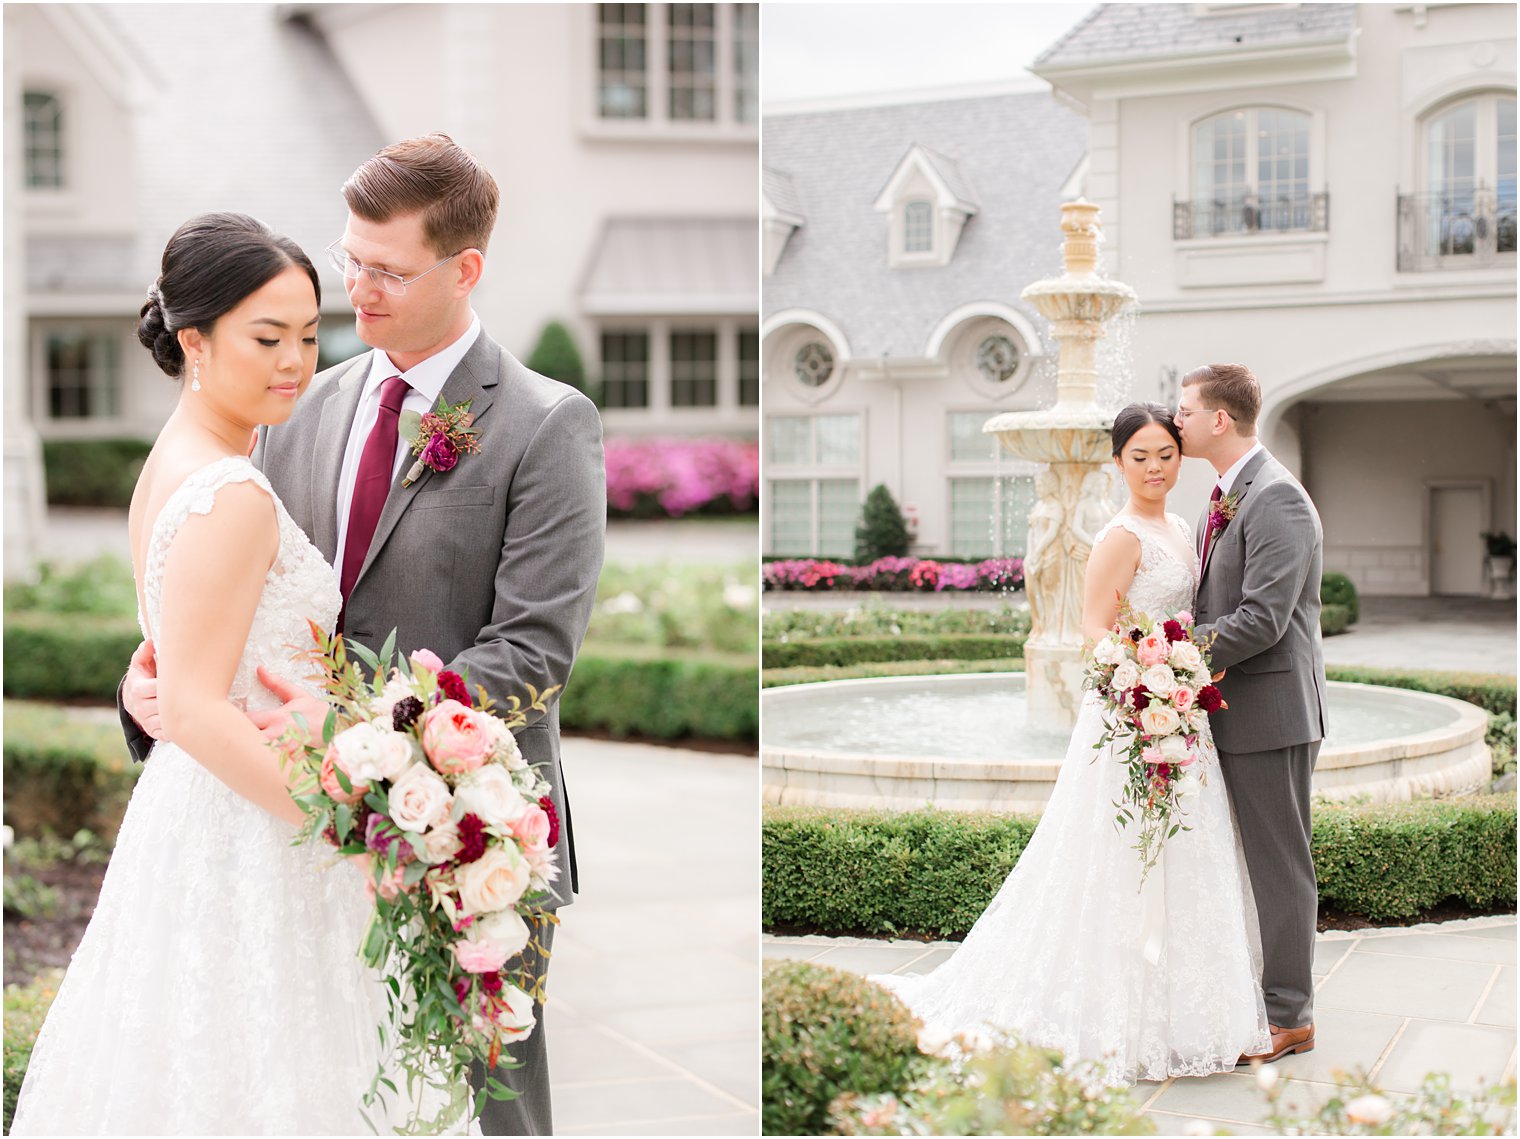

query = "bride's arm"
[154,481,304,826]
[1080,527,1141,645]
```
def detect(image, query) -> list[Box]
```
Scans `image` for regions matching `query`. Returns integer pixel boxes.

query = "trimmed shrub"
[764,658,1024,689]
[2,612,140,700]
[2,701,140,842]
[561,644,757,742]
[41,439,152,508]
[1321,602,1350,637]
[3,970,63,1133]
[762,796,1516,933]
[762,959,923,1136]
[3,555,136,618]
[854,484,910,564]
[1321,572,1360,624]
[525,320,588,394]
[763,634,1024,671]
[1489,711,1517,776]
[1322,665,1516,718]
[764,607,1030,642]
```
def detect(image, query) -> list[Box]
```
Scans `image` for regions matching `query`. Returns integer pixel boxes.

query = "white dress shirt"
[333,313,482,575]
[1216,441,1265,498]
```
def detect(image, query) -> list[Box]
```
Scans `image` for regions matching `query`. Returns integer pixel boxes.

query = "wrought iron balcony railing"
[1397,188,1517,271]
[1172,192,1329,240]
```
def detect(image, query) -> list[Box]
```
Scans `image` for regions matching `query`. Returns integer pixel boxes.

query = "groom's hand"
[123,639,167,741]
[251,667,329,748]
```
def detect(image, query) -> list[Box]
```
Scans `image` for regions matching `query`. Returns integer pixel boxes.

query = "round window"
[794,341,835,387]
[976,335,1020,384]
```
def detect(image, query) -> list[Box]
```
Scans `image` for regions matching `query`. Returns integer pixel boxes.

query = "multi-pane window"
[601,331,650,408]
[738,328,759,406]
[1423,94,1517,257]
[904,200,933,252]
[667,4,716,121]
[670,330,717,406]
[597,5,648,120]
[945,411,1035,558]
[767,414,862,557]
[45,328,119,420]
[1190,107,1314,233]
[733,3,758,124]
[24,92,63,189]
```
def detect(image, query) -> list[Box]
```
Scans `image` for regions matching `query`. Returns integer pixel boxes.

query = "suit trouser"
[1216,740,1320,1029]
[474,916,557,1136]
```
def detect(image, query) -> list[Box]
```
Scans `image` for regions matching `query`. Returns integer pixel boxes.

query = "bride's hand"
[250,667,330,747]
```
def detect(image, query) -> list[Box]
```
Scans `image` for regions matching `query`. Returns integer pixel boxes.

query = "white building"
[6,2,758,575]
[762,3,1516,599]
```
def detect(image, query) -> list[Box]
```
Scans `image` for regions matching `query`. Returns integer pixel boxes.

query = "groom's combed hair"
[1181,364,1261,433]
[343,133,500,256]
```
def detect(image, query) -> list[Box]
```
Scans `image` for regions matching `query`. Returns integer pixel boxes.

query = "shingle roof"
[60,5,385,300]
[763,167,805,220]
[1035,3,1357,68]
[915,145,978,208]
[762,90,1086,359]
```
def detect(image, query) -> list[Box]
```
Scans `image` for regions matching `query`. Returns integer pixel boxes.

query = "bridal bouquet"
[278,625,559,1134]
[1083,602,1226,883]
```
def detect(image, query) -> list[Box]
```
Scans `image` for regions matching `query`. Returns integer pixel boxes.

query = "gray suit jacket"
[256,330,606,908]
[1193,449,1328,755]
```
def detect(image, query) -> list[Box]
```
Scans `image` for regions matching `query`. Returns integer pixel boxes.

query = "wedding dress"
[873,511,1270,1085]
[11,457,419,1134]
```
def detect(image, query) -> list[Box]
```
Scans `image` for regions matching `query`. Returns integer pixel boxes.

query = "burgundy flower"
[1128,627,1143,643]
[421,433,459,473]
[365,813,413,863]
[1209,508,1228,532]
[479,971,503,996]
[539,795,560,848]
[456,813,489,865]
[321,824,341,848]
[1128,683,1151,708]
[392,695,424,731]
[437,670,471,707]
[1162,619,1185,643]
[452,976,471,1008]
[1197,684,1224,713]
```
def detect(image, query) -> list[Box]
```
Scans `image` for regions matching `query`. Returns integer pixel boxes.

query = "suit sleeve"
[1195,481,1317,671]
[116,675,156,765]
[448,392,606,723]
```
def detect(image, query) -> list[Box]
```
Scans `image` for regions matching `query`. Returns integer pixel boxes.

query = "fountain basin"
[762,674,1492,813]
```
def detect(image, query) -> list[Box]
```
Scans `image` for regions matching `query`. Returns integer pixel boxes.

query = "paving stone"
[1144,1109,1276,1135]
[1358,932,1518,965]
[598,1000,759,1048]
[1313,938,1357,975]
[910,944,960,971]
[563,1110,758,1135]
[1374,1020,1516,1094]
[1457,923,1518,941]
[1315,952,1495,1021]
[1148,1071,1271,1123]
[1257,1006,1404,1085]
[1476,966,1516,1028]
[807,942,941,976]
[762,939,825,960]
[547,1024,673,1083]
[649,1036,760,1105]
[553,1076,743,1131]
[551,946,756,1013]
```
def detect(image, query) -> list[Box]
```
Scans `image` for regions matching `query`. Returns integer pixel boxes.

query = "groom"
[121,134,606,1134]
[1176,363,1327,1065]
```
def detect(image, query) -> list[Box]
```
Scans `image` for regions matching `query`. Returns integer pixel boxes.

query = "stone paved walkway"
[766,917,1516,1133]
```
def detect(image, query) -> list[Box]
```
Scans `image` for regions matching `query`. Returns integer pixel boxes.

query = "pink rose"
[1175,610,1194,626]
[421,701,492,775]
[320,744,370,804]
[453,937,512,974]
[410,648,445,674]
[509,806,552,854]
[364,863,411,902]
[1172,686,1196,712]
[1136,632,1170,667]
[1141,744,1165,766]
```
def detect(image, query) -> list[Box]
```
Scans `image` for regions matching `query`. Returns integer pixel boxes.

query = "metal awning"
[579,217,757,316]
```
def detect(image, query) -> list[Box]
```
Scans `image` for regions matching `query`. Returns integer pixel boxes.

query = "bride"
[10,214,412,1134]
[872,403,1270,1084]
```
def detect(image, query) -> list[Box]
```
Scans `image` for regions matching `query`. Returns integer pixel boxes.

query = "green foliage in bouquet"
[3,970,63,1133]
[762,960,924,1136]
[831,1035,1153,1136]
[854,484,911,564]
[1320,572,1360,624]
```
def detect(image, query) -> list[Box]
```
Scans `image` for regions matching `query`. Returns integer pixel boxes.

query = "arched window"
[1419,93,1516,261]
[903,200,933,253]
[1186,107,1320,236]
[23,91,63,189]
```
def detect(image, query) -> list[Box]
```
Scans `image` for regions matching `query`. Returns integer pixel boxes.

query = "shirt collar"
[1217,441,1265,496]
[360,312,482,405]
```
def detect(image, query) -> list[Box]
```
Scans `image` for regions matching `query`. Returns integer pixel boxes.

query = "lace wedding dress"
[873,512,1270,1085]
[11,457,415,1135]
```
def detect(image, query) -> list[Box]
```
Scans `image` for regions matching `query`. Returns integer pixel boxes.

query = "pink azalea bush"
[605,437,759,518]
[763,557,1023,593]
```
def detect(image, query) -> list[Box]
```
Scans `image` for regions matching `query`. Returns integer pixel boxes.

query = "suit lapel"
[313,358,371,564]
[1201,448,1271,580]
[355,334,504,586]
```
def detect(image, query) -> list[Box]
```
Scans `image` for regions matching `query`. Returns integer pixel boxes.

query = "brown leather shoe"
[1238,1022,1315,1066]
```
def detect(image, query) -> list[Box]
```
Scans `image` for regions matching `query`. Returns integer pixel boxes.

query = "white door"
[1431,485,1485,595]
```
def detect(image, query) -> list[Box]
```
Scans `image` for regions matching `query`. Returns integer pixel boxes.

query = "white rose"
[1344,1095,1393,1126]
[1175,769,1203,800]
[492,983,538,1041]
[388,763,453,833]
[1138,703,1182,737]
[1169,640,1202,672]
[1112,660,1141,691]
[414,818,463,865]
[455,765,530,828]
[1159,734,1189,763]
[482,717,526,771]
[1140,664,1177,697]
[457,844,531,915]
[1093,636,1124,666]
[331,722,407,785]
[469,909,531,960]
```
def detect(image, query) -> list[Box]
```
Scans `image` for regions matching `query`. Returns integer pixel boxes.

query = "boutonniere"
[398,396,482,488]
[1208,491,1241,537]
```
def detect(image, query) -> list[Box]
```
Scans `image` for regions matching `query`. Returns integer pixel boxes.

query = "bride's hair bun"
[137,212,323,383]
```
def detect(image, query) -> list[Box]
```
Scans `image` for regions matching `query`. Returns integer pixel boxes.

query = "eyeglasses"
[1176,405,1232,421]
[324,240,468,296]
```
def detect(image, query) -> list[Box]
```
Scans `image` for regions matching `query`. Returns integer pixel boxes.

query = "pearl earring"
[191,359,201,393]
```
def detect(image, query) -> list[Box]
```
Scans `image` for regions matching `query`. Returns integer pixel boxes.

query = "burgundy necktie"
[339,375,410,620]
[1200,483,1224,568]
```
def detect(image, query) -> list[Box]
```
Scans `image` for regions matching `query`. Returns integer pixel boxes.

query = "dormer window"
[24,91,64,189]
[873,144,978,269]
